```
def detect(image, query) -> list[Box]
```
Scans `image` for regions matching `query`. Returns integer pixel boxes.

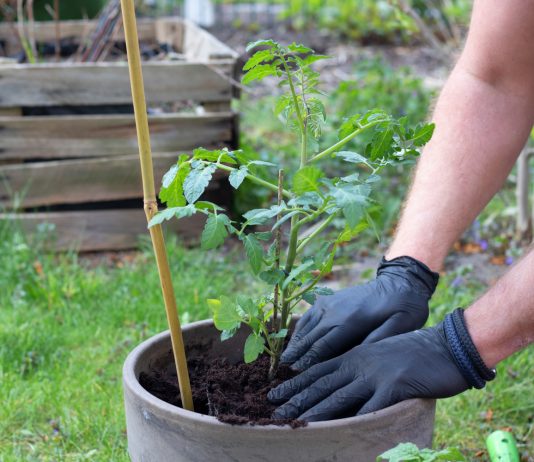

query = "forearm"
[387,65,534,270]
[387,0,534,271]
[464,249,534,368]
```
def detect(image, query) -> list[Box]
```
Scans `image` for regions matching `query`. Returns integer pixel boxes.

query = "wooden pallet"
[0,17,238,251]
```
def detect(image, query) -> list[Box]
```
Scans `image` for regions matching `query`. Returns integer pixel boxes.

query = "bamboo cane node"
[143,199,159,218]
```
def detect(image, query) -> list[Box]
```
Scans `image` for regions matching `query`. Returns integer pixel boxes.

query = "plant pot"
[123,319,436,462]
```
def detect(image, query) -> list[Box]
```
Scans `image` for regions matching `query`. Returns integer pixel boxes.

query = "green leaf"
[221,328,238,342]
[195,201,224,211]
[370,127,394,160]
[377,443,421,462]
[201,213,230,250]
[342,202,364,229]
[335,151,370,166]
[259,268,285,285]
[243,49,275,71]
[332,184,369,228]
[245,39,278,53]
[378,443,465,462]
[293,165,324,195]
[148,205,196,228]
[229,166,248,189]
[208,297,242,331]
[302,292,317,305]
[420,447,465,461]
[288,192,322,208]
[274,94,292,117]
[192,147,236,164]
[269,329,288,339]
[340,173,360,183]
[315,287,334,296]
[161,164,178,189]
[338,115,361,139]
[243,204,284,226]
[272,210,300,231]
[302,286,334,305]
[282,259,315,289]
[159,155,190,207]
[237,295,257,319]
[183,163,217,204]
[287,42,314,54]
[240,234,264,274]
[244,334,265,363]
[337,222,369,243]
[254,231,272,241]
[412,123,435,147]
[242,64,279,85]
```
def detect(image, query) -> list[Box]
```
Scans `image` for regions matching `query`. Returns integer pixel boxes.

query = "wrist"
[464,306,520,368]
[443,308,496,388]
[385,244,445,273]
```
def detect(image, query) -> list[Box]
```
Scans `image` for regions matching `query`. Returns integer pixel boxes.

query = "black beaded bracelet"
[443,308,496,389]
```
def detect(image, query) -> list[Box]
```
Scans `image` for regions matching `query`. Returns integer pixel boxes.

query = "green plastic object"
[486,430,520,462]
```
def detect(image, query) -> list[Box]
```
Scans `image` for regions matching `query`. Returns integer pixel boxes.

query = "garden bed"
[0,17,238,251]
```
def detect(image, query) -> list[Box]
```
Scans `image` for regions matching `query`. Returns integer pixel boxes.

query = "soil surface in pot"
[140,352,306,428]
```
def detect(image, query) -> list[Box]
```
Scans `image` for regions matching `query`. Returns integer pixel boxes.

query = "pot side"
[123,319,436,462]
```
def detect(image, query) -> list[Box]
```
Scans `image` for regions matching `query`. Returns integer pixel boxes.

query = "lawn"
[0,221,532,461]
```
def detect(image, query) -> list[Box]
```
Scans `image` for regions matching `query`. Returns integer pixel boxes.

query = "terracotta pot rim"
[123,318,433,431]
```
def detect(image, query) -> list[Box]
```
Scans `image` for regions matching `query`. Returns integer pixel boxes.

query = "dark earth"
[139,352,306,428]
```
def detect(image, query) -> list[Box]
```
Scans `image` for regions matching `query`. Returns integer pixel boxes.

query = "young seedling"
[150,40,434,379]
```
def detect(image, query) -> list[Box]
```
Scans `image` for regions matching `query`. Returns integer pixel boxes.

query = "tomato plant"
[151,40,434,378]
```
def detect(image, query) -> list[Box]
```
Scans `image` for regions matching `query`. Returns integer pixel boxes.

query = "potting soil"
[140,353,306,428]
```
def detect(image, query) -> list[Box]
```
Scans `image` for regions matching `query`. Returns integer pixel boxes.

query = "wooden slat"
[0,112,234,160]
[0,153,227,208]
[0,61,234,107]
[0,17,164,50]
[181,19,238,60]
[1,209,205,252]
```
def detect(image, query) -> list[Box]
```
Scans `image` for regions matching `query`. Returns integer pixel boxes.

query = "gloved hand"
[269,321,470,421]
[281,256,439,370]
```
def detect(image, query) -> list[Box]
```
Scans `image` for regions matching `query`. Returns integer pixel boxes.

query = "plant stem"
[281,58,305,134]
[309,119,386,163]
[286,276,322,303]
[296,212,337,254]
[273,169,284,330]
[301,132,308,168]
[214,163,292,198]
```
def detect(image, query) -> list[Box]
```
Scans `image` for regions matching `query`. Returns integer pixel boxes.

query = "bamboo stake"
[119,0,194,412]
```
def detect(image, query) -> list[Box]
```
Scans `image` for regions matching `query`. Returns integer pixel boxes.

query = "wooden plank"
[0,112,234,160]
[0,108,22,116]
[0,153,227,208]
[0,61,234,107]
[0,17,160,47]
[1,209,205,252]
[181,19,238,60]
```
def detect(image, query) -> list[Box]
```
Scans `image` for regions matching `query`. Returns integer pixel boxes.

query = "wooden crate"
[0,17,239,251]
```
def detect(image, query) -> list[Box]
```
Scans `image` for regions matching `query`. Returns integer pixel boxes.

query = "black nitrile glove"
[269,321,470,422]
[281,256,439,370]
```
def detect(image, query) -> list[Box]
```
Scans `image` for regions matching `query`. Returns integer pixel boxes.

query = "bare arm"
[465,249,534,367]
[387,0,534,271]
[388,0,534,364]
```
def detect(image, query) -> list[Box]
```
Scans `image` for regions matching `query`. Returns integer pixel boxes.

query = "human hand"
[281,256,439,370]
[270,320,470,421]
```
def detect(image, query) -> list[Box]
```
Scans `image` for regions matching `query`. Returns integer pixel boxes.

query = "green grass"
[0,225,256,461]
[0,224,532,461]
[430,270,534,458]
